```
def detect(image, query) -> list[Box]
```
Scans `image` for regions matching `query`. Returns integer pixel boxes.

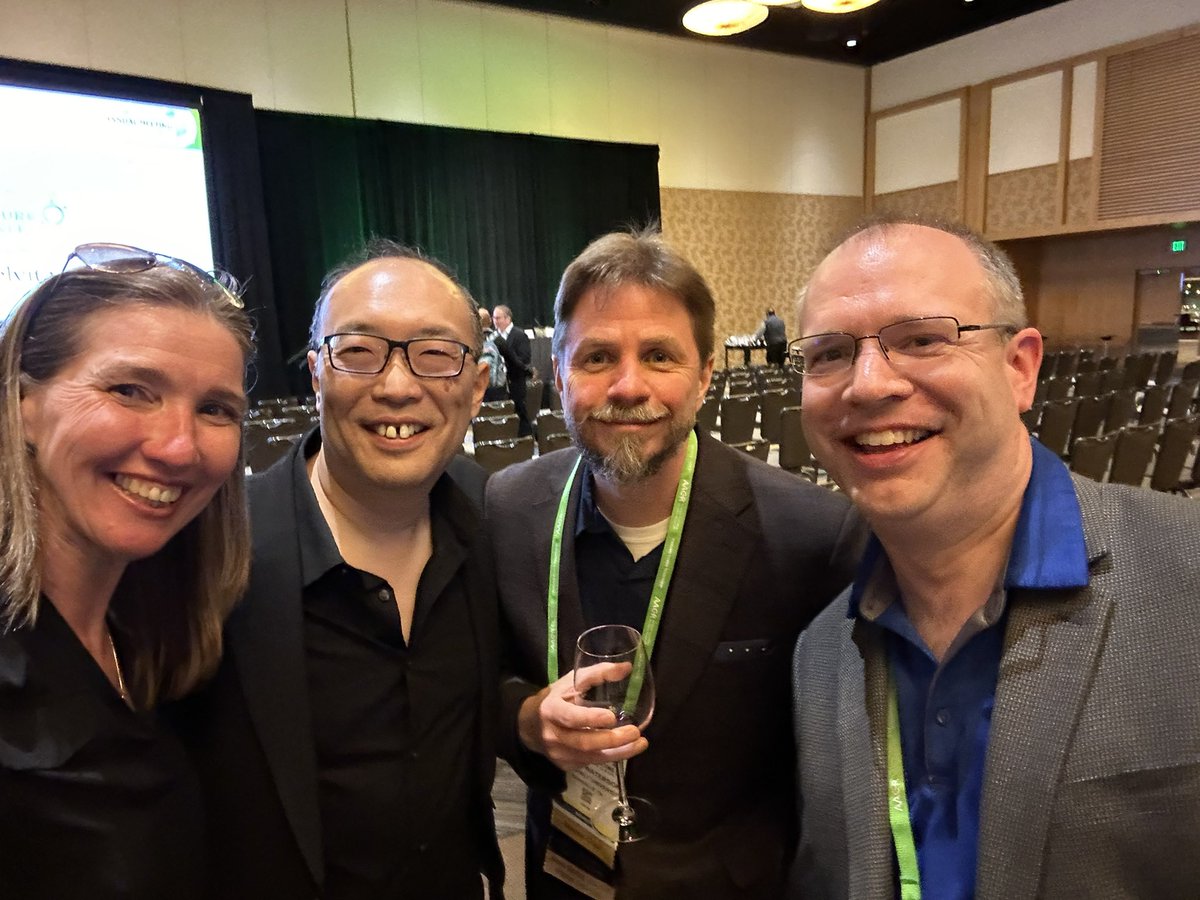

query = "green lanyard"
[887,671,922,900]
[545,430,698,687]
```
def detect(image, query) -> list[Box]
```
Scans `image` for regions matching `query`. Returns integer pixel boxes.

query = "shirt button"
[377,588,392,603]
[935,708,950,726]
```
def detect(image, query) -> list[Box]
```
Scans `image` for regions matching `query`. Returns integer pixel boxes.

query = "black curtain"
[256,110,661,390]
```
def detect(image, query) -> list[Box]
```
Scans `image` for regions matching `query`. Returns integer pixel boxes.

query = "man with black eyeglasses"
[788,216,1200,899]
[180,239,504,899]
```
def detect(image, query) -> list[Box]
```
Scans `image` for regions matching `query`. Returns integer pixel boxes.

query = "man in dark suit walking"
[493,303,534,436]
[181,240,504,899]
[488,229,862,899]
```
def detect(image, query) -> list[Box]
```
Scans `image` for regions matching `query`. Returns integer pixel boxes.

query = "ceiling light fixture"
[682,0,769,36]
[801,0,883,12]
[846,38,858,47]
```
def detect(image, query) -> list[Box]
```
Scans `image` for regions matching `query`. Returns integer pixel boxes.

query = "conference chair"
[1099,367,1125,394]
[480,399,516,416]
[473,414,520,443]
[696,395,720,436]
[1108,425,1159,487]
[1054,350,1080,379]
[245,431,304,474]
[1035,398,1079,458]
[733,439,770,461]
[535,409,566,437]
[779,406,819,481]
[1073,370,1103,398]
[1137,383,1170,427]
[536,431,573,456]
[526,378,545,413]
[1166,379,1198,419]
[473,436,535,474]
[1071,393,1112,443]
[720,395,758,444]
[1153,350,1178,386]
[1104,387,1138,432]
[1069,432,1118,483]
[1044,376,1072,402]
[1020,403,1043,433]
[758,389,789,443]
[1148,415,1199,493]
[1183,360,1200,381]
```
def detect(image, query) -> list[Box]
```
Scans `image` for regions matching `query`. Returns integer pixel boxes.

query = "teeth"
[855,428,930,447]
[375,423,421,439]
[115,475,182,506]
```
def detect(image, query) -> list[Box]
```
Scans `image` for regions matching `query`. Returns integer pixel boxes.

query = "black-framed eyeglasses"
[63,242,243,308]
[788,316,1019,377]
[323,332,475,377]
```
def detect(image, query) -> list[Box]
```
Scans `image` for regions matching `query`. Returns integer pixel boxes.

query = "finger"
[572,661,633,693]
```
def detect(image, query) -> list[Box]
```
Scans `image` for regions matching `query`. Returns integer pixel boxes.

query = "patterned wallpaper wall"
[872,182,959,221]
[986,165,1058,234]
[660,188,864,368]
[1066,158,1094,227]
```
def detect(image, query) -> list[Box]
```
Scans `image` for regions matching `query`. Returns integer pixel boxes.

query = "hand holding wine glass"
[574,624,656,843]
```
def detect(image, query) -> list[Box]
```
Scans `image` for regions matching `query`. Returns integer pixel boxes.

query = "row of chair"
[1069,415,1200,491]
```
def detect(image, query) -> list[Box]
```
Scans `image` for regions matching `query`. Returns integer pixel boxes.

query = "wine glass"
[573,624,656,843]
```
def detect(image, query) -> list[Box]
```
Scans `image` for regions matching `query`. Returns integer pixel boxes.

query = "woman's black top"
[0,599,204,899]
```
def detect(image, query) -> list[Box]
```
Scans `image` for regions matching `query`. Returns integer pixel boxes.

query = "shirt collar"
[575,466,615,539]
[848,435,1090,620]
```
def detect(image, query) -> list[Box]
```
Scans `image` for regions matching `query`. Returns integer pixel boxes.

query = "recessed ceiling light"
[682,1,769,36]
[802,0,883,12]
[846,38,858,47]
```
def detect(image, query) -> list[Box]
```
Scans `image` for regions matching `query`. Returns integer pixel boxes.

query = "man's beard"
[565,401,695,485]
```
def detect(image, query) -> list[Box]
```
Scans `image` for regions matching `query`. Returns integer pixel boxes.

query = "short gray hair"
[798,213,1026,329]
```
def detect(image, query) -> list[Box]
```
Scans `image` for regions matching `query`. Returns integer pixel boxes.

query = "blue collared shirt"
[848,438,1090,899]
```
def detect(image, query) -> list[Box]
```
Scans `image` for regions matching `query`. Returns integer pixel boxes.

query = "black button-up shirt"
[291,438,485,899]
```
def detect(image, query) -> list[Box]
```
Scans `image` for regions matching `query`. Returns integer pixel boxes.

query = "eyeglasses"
[323,332,475,377]
[789,316,1018,377]
[63,242,243,308]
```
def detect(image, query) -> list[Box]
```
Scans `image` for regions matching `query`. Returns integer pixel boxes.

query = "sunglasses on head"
[63,242,243,309]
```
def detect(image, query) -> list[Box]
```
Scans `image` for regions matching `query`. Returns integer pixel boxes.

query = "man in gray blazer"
[489,229,862,899]
[789,215,1200,899]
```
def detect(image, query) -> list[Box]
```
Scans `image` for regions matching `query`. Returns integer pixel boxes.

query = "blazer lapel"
[975,496,1115,900]
[843,621,897,898]
[231,460,325,886]
[647,438,757,738]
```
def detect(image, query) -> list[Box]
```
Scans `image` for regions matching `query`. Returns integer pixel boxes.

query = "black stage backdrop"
[255,110,661,393]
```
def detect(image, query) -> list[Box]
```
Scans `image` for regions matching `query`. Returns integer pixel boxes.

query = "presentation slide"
[0,84,214,320]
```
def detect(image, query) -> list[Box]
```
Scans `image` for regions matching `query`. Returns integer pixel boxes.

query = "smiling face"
[308,257,487,502]
[555,283,713,485]
[20,304,246,584]
[798,225,1041,531]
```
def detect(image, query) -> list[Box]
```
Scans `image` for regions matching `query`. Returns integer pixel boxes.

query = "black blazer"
[495,327,532,388]
[488,432,863,899]
[178,439,504,898]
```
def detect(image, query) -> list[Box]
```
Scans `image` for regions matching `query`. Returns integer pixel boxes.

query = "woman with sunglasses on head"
[0,244,254,898]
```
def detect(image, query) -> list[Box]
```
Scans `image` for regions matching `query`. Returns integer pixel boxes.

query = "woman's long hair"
[0,264,255,707]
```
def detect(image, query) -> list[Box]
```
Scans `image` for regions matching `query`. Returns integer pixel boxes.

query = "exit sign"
[1172,239,1187,252]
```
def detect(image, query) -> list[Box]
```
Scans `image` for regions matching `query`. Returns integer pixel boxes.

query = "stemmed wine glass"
[573,624,656,843]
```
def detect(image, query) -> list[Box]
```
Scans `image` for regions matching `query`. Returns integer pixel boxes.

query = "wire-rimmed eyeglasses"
[64,242,243,308]
[323,332,475,378]
[788,316,1019,377]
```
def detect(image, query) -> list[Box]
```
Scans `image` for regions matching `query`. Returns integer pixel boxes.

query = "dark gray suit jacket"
[489,432,863,898]
[790,475,1200,899]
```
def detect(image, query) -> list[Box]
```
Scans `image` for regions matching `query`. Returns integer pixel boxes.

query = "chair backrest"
[526,378,545,412]
[1104,387,1138,432]
[1153,350,1178,386]
[720,395,758,444]
[473,436,535,474]
[1099,367,1125,394]
[1182,359,1200,381]
[778,406,816,479]
[1069,432,1118,483]
[1033,379,1050,404]
[732,439,770,461]
[535,409,566,436]
[1038,352,1057,381]
[1071,392,1112,442]
[536,431,573,456]
[1137,383,1170,426]
[244,430,303,474]
[1097,356,1118,372]
[758,389,789,443]
[1073,370,1102,398]
[1044,376,1072,401]
[480,398,515,416]
[1020,403,1043,433]
[1123,352,1156,389]
[1167,378,1198,419]
[1054,350,1080,379]
[1148,415,1199,492]
[1108,424,1159,487]
[1036,398,1079,458]
[696,395,720,435]
[472,414,519,443]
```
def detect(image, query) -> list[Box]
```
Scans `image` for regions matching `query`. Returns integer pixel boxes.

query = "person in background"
[0,242,253,899]
[489,228,862,899]
[479,306,509,403]
[790,215,1200,899]
[493,303,535,436]
[758,307,788,369]
[181,238,504,899]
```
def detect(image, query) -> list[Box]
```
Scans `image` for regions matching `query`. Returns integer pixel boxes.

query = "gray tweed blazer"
[790,475,1200,899]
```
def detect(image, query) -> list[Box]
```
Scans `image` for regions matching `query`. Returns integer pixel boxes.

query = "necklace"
[107,630,130,704]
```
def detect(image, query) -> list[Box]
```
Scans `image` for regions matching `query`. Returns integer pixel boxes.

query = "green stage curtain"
[256,111,661,378]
